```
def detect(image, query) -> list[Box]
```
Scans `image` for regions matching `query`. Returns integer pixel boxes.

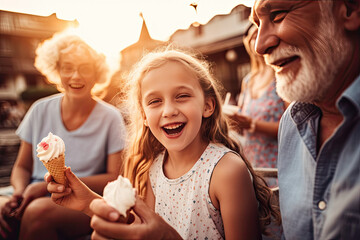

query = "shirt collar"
[337,73,360,116]
[290,74,360,124]
[290,102,319,125]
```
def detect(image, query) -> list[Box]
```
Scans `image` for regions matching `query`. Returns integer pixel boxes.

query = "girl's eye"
[177,94,190,99]
[270,11,288,23]
[148,99,161,105]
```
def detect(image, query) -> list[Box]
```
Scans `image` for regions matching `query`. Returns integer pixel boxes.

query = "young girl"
[46,48,280,239]
[124,48,280,239]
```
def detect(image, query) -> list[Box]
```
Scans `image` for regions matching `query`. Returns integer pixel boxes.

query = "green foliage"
[20,86,59,101]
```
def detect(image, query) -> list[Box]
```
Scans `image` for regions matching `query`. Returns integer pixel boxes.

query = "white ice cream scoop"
[103,175,136,217]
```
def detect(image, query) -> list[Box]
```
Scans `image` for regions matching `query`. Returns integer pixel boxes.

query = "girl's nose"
[162,101,178,118]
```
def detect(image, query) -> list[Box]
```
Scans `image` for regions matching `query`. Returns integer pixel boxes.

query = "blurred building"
[0,10,78,105]
[170,4,252,101]
[120,13,167,74]
[104,14,167,104]
[108,5,252,105]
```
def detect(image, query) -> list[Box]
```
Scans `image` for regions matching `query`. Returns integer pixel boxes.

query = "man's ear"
[340,0,360,30]
[203,97,215,118]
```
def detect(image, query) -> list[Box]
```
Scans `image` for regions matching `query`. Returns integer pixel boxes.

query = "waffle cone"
[42,154,66,185]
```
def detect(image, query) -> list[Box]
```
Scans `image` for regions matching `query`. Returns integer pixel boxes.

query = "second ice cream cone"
[42,154,66,185]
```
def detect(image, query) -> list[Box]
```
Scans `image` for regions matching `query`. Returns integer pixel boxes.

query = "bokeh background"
[0,0,254,186]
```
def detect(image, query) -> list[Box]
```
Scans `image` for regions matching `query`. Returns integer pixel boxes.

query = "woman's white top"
[16,93,126,181]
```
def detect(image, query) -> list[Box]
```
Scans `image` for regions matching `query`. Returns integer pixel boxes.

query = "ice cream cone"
[103,175,136,218]
[42,154,66,185]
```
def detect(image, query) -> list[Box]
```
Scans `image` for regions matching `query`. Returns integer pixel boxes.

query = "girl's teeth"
[163,123,185,135]
[164,123,182,129]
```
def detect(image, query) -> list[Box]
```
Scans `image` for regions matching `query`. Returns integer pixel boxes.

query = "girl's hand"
[89,195,182,240]
[45,167,101,216]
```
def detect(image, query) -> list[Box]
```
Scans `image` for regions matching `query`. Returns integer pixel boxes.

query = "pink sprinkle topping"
[39,142,49,150]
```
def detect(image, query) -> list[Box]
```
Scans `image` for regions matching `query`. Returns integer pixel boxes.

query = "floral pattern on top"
[241,79,286,169]
[149,143,235,240]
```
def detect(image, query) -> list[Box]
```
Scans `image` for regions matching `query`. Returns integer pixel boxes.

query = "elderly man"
[251,0,360,239]
[45,1,360,239]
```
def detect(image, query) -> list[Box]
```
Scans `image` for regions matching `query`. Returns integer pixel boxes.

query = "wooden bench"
[254,167,281,240]
[254,167,279,203]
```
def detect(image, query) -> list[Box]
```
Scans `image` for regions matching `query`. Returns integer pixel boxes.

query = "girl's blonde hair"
[123,47,280,234]
[34,31,110,98]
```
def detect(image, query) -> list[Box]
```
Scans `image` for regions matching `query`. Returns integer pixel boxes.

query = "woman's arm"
[250,120,279,138]
[78,150,123,195]
[251,101,290,138]
[231,113,279,139]
[232,100,289,139]
[10,141,33,195]
[8,141,50,219]
[0,141,33,238]
[210,153,261,240]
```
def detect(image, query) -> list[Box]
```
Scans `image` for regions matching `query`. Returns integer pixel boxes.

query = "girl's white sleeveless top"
[149,143,234,240]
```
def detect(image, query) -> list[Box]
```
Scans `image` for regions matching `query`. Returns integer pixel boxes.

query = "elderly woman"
[232,25,288,181]
[0,31,126,239]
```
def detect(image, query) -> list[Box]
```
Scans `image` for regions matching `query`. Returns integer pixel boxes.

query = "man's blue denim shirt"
[277,74,360,240]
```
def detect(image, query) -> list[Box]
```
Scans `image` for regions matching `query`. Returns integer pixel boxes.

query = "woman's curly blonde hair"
[34,31,110,98]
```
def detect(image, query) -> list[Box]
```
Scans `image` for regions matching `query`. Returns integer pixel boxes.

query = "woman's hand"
[228,113,252,134]
[14,181,49,219]
[89,195,182,240]
[234,113,252,129]
[45,167,101,216]
[0,195,23,239]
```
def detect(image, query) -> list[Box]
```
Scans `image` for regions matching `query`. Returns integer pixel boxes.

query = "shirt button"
[318,201,326,210]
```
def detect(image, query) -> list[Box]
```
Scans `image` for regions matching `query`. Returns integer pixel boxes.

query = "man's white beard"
[269,12,352,103]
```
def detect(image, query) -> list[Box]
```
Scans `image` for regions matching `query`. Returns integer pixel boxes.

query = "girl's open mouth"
[162,123,185,135]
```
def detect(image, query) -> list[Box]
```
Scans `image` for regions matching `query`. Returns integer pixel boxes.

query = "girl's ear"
[339,0,360,31]
[142,113,148,126]
[203,97,215,118]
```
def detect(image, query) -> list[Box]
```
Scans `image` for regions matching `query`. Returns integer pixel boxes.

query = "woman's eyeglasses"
[60,64,96,78]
